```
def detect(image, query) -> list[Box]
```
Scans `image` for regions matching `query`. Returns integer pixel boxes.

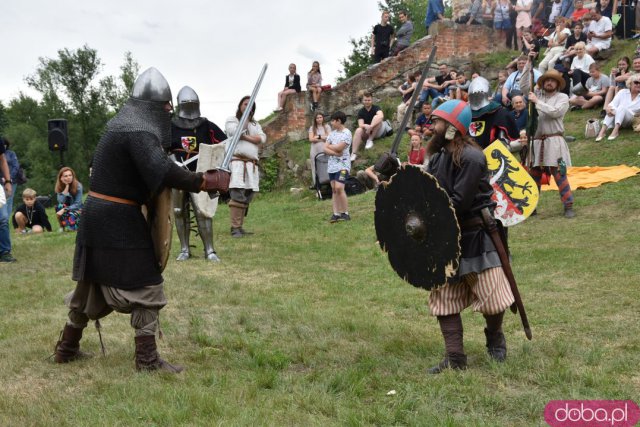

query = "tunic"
[532,91,572,167]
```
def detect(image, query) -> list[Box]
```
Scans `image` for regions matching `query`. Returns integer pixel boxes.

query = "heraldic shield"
[375,165,461,290]
[484,140,539,227]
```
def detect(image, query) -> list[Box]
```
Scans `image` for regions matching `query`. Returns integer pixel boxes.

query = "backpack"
[344,176,366,196]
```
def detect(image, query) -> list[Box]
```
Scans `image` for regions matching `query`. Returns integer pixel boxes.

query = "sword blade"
[220,63,268,170]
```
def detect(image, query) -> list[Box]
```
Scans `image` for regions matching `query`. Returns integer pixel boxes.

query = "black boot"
[428,352,468,374]
[134,335,184,373]
[54,324,90,363]
[484,311,507,362]
[484,328,507,362]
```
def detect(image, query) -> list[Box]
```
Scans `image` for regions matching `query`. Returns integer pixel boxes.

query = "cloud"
[295,45,326,64]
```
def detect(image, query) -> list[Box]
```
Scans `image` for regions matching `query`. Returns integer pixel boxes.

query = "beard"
[425,131,447,157]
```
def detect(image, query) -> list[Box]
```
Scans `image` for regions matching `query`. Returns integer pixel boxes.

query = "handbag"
[584,118,600,138]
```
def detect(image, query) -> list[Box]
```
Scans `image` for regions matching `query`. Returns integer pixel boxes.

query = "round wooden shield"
[375,165,461,290]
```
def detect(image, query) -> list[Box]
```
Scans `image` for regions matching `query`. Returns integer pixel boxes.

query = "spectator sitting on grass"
[396,72,417,125]
[559,21,588,62]
[511,94,529,131]
[595,73,640,141]
[452,72,470,101]
[406,134,426,165]
[55,166,83,232]
[408,103,434,139]
[601,56,633,117]
[585,7,613,57]
[569,62,610,110]
[12,188,52,234]
[351,92,387,161]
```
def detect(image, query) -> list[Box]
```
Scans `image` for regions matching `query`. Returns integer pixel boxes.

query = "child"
[408,103,434,139]
[407,134,426,165]
[323,111,352,223]
[12,188,52,233]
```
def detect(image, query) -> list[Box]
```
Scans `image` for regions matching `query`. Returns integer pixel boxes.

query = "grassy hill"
[1,46,639,426]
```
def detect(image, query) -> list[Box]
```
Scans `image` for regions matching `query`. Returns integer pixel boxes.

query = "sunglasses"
[633,81,640,85]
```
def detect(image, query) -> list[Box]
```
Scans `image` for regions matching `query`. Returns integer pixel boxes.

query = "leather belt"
[88,191,138,206]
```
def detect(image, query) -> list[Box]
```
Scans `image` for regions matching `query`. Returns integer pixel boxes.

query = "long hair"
[425,131,481,168]
[55,166,79,195]
[450,134,482,167]
[312,112,326,135]
[235,95,256,122]
[308,61,321,76]
[618,56,631,73]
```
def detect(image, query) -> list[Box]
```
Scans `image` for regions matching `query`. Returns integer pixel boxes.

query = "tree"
[338,36,373,83]
[2,47,141,196]
[338,0,428,81]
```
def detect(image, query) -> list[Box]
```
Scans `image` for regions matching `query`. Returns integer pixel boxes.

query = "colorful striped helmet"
[431,99,472,136]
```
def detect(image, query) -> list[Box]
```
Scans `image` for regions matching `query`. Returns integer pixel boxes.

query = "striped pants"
[529,166,574,209]
[429,267,515,316]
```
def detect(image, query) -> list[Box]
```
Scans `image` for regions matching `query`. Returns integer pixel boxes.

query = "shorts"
[329,170,349,183]
[428,267,515,316]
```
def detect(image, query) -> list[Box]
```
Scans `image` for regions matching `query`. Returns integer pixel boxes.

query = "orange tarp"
[541,165,640,191]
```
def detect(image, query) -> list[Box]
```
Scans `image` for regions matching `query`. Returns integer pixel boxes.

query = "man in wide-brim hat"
[526,69,575,218]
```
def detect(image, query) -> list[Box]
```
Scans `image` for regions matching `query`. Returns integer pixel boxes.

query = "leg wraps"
[437,314,464,355]
[131,307,159,337]
[551,167,574,209]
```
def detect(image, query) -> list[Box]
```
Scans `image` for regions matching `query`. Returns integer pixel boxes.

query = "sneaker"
[329,214,341,223]
[339,213,351,221]
[350,153,357,162]
[365,140,374,150]
[564,207,576,219]
[0,252,16,263]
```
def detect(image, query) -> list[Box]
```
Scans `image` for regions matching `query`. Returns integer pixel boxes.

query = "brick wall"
[262,21,504,148]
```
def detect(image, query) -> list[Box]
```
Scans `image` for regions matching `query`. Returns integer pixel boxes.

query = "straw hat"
[536,69,566,91]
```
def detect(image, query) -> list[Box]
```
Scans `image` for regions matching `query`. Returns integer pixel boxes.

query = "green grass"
[1,84,640,427]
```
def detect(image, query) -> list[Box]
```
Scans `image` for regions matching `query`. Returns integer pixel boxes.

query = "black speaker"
[48,119,68,151]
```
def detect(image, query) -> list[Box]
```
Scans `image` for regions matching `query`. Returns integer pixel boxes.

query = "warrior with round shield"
[170,86,227,261]
[53,68,228,373]
[423,99,518,373]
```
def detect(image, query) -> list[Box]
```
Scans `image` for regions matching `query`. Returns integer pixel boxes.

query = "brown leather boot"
[54,324,90,363]
[134,335,184,373]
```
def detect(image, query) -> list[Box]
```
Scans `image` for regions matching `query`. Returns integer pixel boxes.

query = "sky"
[0,0,382,121]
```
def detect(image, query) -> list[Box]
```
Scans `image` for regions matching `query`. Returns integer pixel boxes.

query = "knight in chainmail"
[170,86,226,261]
[53,68,209,373]
[468,77,521,152]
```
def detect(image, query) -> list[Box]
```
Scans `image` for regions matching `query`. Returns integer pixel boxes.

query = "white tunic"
[532,91,572,167]
[224,116,267,191]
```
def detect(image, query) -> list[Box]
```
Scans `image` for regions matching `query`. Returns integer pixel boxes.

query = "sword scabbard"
[480,208,532,340]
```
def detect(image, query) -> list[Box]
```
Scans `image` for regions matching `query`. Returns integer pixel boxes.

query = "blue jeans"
[419,87,445,103]
[0,183,16,254]
[560,0,574,18]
